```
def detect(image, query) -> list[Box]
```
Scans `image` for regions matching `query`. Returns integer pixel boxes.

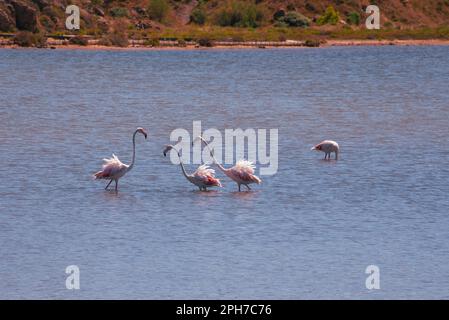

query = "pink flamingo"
[94,127,148,191]
[193,136,261,192]
[163,145,222,191]
[311,140,339,160]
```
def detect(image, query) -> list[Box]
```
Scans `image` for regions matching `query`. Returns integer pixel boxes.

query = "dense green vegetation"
[347,12,361,26]
[148,0,170,23]
[215,1,265,28]
[190,7,207,25]
[317,6,340,25]
[274,11,310,28]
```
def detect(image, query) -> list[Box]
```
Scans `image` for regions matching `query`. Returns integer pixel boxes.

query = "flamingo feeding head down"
[94,127,148,191]
[163,144,222,191]
[193,136,262,192]
[311,140,339,160]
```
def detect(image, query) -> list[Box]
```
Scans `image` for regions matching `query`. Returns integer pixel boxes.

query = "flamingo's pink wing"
[94,154,126,179]
[231,161,262,184]
[235,160,255,174]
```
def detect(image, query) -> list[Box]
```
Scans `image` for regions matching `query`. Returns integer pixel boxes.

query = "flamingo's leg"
[105,180,113,190]
[238,184,241,192]
[335,152,338,160]
[115,179,118,191]
[245,184,251,190]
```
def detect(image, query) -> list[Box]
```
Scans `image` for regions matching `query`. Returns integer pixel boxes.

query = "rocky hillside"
[1,0,448,35]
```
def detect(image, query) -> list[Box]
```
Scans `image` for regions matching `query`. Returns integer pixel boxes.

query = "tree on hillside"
[317,6,340,25]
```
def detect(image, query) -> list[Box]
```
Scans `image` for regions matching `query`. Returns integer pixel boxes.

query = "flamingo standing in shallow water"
[311,140,339,160]
[163,145,222,191]
[193,136,261,192]
[94,127,147,191]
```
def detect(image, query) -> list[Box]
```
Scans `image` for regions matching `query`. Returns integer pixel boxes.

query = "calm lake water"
[1,46,449,299]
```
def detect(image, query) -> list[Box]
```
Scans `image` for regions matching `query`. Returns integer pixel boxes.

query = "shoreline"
[1,39,449,50]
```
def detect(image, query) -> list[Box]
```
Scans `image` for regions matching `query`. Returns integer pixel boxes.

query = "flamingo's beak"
[137,127,147,139]
[311,146,316,151]
[163,145,173,157]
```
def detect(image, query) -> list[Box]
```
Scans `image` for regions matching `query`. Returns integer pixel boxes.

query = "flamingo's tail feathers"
[94,170,111,179]
[253,175,262,184]
[208,176,222,187]
[94,171,105,179]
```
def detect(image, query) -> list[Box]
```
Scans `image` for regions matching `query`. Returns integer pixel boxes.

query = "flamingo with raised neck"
[94,127,148,191]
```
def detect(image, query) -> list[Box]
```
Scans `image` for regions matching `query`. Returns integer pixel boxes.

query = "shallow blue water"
[1,46,449,299]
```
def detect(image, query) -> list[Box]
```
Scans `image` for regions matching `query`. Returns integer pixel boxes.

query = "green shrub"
[148,0,170,22]
[144,38,160,46]
[275,11,310,27]
[317,6,340,25]
[304,39,320,47]
[347,12,360,25]
[177,39,186,47]
[110,7,129,18]
[215,1,264,28]
[14,31,47,47]
[198,37,213,47]
[69,36,89,46]
[190,7,206,25]
[99,33,129,47]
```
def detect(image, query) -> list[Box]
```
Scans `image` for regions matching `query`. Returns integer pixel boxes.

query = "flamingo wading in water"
[94,127,148,191]
[311,140,339,160]
[193,136,261,192]
[163,145,222,191]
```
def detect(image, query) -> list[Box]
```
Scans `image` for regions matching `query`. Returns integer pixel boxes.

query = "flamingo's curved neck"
[200,137,227,173]
[127,130,138,172]
[178,155,191,180]
[172,147,191,180]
